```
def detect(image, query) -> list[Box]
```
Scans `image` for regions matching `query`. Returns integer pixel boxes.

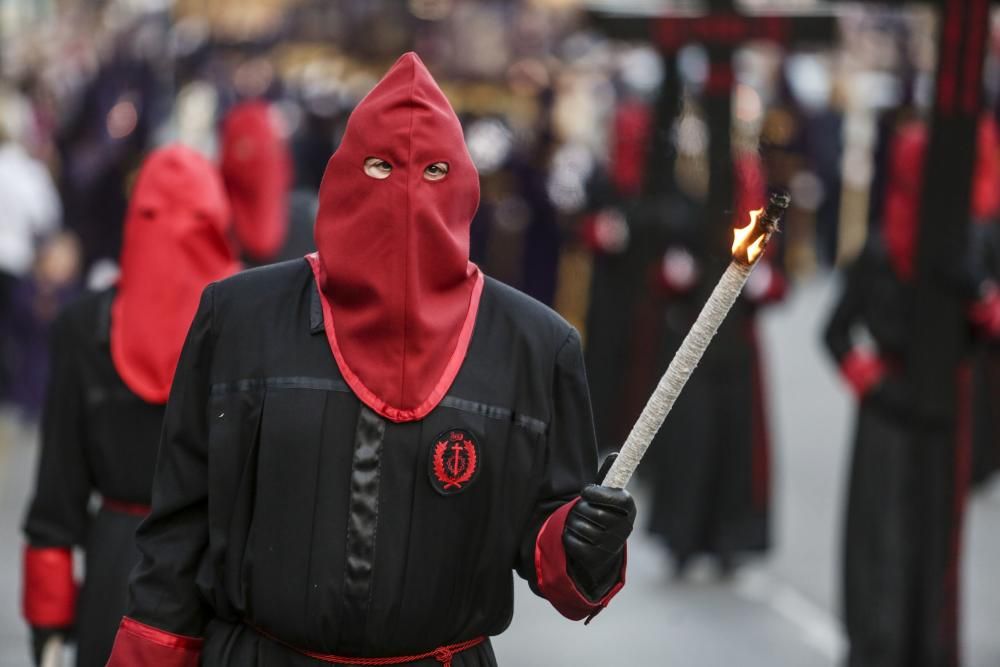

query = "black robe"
[970,222,1000,485]
[584,195,676,454]
[23,288,163,667]
[644,261,774,563]
[116,259,614,666]
[824,241,973,667]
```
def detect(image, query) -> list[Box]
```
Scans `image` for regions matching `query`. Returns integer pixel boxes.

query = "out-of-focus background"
[0,0,999,665]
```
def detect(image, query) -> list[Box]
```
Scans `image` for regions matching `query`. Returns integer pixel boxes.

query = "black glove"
[31,627,70,666]
[563,483,636,601]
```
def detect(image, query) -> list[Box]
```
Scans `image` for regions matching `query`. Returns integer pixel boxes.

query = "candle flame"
[732,208,767,264]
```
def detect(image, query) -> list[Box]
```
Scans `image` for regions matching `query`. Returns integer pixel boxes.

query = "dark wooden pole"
[910,0,990,416]
[908,0,989,663]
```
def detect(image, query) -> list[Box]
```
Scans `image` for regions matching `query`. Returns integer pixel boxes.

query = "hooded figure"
[23,145,236,667]
[309,53,483,423]
[219,101,295,265]
[824,116,1000,667]
[106,53,634,667]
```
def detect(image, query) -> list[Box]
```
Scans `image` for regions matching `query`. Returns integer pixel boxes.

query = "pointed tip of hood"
[134,144,226,213]
[393,51,424,68]
[362,50,447,114]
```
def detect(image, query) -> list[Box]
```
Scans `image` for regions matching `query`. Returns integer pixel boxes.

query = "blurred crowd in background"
[1,0,999,664]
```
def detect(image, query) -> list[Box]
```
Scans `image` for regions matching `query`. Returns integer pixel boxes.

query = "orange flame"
[732,208,767,264]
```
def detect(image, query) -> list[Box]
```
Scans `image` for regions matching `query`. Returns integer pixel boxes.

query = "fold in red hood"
[111,145,238,404]
[220,101,292,261]
[309,52,482,423]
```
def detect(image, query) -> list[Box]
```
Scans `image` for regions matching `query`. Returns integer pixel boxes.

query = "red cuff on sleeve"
[840,349,886,397]
[534,498,627,622]
[106,617,203,667]
[23,546,77,628]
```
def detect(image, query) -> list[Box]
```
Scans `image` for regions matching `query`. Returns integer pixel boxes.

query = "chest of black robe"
[129,259,597,658]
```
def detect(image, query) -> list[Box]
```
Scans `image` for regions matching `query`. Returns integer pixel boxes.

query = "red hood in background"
[220,101,292,262]
[882,114,1000,282]
[882,121,928,282]
[309,51,483,423]
[111,145,238,404]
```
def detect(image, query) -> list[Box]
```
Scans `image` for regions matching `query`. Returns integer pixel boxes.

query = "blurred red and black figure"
[824,114,1000,667]
[219,101,296,266]
[22,145,237,667]
[106,53,633,667]
[641,151,785,578]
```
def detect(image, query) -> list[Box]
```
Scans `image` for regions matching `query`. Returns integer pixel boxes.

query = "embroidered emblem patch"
[429,429,480,495]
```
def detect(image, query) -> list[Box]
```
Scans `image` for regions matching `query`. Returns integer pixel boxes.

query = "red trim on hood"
[308,253,483,422]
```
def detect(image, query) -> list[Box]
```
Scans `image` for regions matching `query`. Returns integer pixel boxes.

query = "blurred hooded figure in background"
[22,145,237,667]
[106,52,634,667]
[646,151,785,576]
[220,101,313,266]
[824,115,1000,667]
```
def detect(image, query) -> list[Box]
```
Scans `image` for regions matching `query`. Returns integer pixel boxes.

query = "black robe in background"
[119,259,608,665]
[824,240,974,667]
[23,288,163,667]
[584,194,676,455]
[970,222,1000,485]
[645,255,776,563]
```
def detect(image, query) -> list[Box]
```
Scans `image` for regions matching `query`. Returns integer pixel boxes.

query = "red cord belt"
[255,626,485,667]
[101,498,152,517]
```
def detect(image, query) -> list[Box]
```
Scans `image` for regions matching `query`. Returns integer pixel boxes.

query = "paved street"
[1,275,999,666]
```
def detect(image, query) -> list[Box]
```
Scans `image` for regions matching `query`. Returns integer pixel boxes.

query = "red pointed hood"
[882,121,926,282]
[111,145,238,404]
[220,101,292,261]
[308,52,483,423]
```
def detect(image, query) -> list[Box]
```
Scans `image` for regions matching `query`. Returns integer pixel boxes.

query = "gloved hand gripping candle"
[602,192,791,489]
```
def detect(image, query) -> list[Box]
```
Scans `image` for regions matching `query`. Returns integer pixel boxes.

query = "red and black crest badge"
[429,429,481,495]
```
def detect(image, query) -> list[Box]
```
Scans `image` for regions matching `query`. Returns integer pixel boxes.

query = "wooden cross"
[588,1,837,256]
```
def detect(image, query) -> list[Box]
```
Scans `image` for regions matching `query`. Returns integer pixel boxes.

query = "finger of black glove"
[566,521,632,551]
[580,484,637,520]
[564,528,626,560]
[564,485,636,573]
[565,511,632,546]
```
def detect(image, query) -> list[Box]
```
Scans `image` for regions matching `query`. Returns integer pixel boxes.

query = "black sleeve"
[23,310,92,548]
[823,250,868,364]
[126,284,215,636]
[515,328,599,593]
